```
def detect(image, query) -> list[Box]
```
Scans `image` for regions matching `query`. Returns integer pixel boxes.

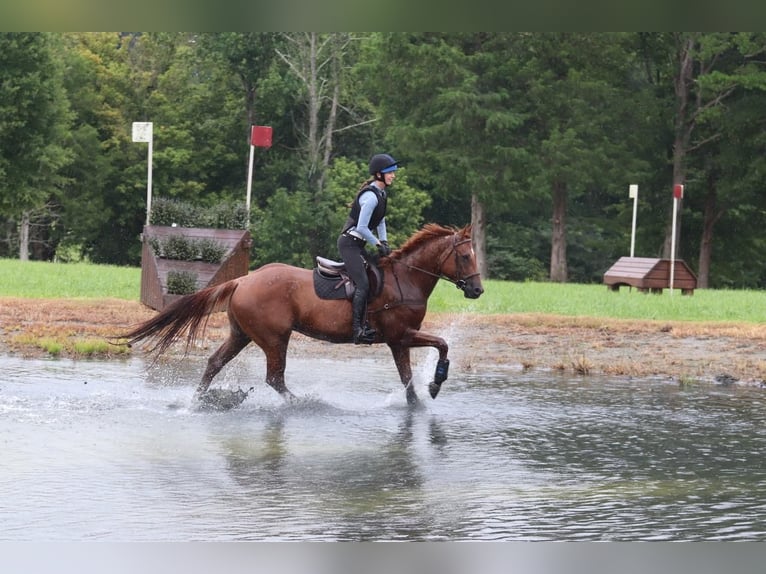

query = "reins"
[395,236,480,291]
[368,233,479,313]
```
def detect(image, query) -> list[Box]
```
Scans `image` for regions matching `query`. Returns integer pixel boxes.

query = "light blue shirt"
[353,185,387,246]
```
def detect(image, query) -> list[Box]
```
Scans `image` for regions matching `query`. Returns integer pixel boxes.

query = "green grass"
[1,259,765,324]
[0,259,140,300]
[429,279,766,324]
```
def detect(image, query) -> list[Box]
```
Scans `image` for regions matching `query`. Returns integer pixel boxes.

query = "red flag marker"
[251,126,272,148]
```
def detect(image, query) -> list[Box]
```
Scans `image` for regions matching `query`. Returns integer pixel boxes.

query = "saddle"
[313,256,383,301]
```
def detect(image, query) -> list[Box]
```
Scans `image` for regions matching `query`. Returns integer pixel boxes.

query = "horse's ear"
[463,224,472,237]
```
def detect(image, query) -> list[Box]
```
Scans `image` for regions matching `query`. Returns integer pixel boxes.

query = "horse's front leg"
[398,329,450,400]
[389,344,419,406]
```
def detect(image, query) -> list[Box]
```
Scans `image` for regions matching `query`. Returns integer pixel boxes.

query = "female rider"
[337,153,398,344]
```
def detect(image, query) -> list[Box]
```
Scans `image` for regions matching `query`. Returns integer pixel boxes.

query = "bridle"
[393,234,480,294]
[369,233,480,313]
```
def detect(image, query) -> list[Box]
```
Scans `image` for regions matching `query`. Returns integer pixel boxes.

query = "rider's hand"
[377,241,391,257]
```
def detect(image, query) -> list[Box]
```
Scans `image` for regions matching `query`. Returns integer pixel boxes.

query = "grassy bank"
[430,280,766,324]
[0,259,140,300]
[2,258,765,324]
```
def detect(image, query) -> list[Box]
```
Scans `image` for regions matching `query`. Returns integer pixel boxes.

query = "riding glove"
[377,241,391,257]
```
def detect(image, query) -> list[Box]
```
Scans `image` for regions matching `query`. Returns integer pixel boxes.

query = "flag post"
[245,140,255,222]
[132,122,154,226]
[670,184,684,295]
[629,184,638,257]
[246,126,273,227]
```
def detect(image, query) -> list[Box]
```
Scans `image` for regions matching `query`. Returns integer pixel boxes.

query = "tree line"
[2,32,766,288]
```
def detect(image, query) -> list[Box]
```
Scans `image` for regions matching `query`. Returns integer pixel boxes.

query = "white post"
[146,137,153,226]
[629,184,638,257]
[132,122,154,226]
[245,125,271,228]
[670,196,678,295]
[245,142,255,227]
[669,184,684,296]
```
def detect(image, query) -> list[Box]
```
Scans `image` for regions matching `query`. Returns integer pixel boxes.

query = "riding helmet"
[368,153,399,175]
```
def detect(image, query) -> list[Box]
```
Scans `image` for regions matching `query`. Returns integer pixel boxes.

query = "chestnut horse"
[120,223,484,405]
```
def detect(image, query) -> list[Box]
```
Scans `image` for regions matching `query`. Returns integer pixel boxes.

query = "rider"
[338,153,397,344]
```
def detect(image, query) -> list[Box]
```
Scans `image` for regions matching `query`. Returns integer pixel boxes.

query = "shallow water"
[2,351,766,541]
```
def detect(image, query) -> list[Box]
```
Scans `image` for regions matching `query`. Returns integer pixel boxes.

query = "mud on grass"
[2,297,766,385]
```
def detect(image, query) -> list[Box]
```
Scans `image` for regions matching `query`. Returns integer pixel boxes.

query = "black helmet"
[368,153,398,175]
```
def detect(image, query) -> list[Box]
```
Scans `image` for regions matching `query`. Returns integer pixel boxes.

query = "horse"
[119,223,484,406]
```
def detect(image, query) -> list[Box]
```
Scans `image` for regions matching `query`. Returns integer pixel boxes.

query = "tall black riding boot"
[351,289,376,344]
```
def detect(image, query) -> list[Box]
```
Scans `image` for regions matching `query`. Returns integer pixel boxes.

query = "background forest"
[2,32,766,288]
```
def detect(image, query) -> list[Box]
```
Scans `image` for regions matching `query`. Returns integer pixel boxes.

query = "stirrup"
[354,325,376,345]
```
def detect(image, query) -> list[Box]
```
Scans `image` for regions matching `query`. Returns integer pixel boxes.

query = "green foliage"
[5,32,766,289]
[487,252,547,282]
[166,269,198,295]
[250,188,315,268]
[162,235,198,261]
[150,199,199,228]
[0,34,73,217]
[150,198,248,229]
[38,338,63,356]
[148,233,227,263]
[196,238,227,263]
[324,157,431,248]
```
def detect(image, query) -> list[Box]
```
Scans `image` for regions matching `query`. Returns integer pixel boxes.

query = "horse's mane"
[380,223,470,268]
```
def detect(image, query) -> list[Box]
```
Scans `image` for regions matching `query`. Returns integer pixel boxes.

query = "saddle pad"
[313,268,352,300]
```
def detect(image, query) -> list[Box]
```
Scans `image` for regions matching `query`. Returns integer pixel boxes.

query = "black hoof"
[429,381,442,399]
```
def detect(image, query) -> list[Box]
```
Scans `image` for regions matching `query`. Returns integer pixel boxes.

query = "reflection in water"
[2,355,766,540]
[212,404,430,541]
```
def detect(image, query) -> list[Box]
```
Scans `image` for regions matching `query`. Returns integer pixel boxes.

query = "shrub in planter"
[163,234,198,261]
[197,238,227,263]
[150,197,247,229]
[206,202,249,229]
[150,198,198,227]
[147,236,163,257]
[166,270,199,295]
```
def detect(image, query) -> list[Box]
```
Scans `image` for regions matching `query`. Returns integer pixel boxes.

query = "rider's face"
[383,171,396,186]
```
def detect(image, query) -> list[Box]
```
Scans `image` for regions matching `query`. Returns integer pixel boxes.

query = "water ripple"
[3,355,766,540]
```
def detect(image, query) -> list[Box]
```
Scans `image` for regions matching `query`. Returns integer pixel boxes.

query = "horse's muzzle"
[460,281,484,299]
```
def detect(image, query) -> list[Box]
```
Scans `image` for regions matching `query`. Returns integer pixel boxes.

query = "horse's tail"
[119,280,240,356]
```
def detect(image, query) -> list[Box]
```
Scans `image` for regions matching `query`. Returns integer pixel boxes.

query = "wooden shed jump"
[140,226,251,311]
[603,256,697,295]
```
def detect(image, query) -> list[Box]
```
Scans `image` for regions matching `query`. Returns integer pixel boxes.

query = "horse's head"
[440,226,484,299]
[389,223,484,299]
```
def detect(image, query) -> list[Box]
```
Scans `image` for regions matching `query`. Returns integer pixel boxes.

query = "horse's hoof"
[195,387,250,411]
[428,381,442,399]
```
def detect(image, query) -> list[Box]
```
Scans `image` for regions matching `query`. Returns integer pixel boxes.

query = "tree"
[646,33,766,286]
[369,33,530,279]
[499,33,651,282]
[0,33,72,260]
[273,33,386,258]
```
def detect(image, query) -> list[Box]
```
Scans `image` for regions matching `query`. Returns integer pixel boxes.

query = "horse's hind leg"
[195,328,250,397]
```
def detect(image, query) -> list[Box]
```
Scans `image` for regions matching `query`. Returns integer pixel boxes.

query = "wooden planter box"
[603,256,697,295]
[140,226,251,310]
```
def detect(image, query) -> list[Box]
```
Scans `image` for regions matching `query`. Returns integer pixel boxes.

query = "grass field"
[2,258,766,324]
[0,259,140,300]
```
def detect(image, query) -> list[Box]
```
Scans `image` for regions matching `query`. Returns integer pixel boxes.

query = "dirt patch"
[2,297,766,385]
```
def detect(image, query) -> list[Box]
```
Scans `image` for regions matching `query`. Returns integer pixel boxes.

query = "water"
[2,352,766,541]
